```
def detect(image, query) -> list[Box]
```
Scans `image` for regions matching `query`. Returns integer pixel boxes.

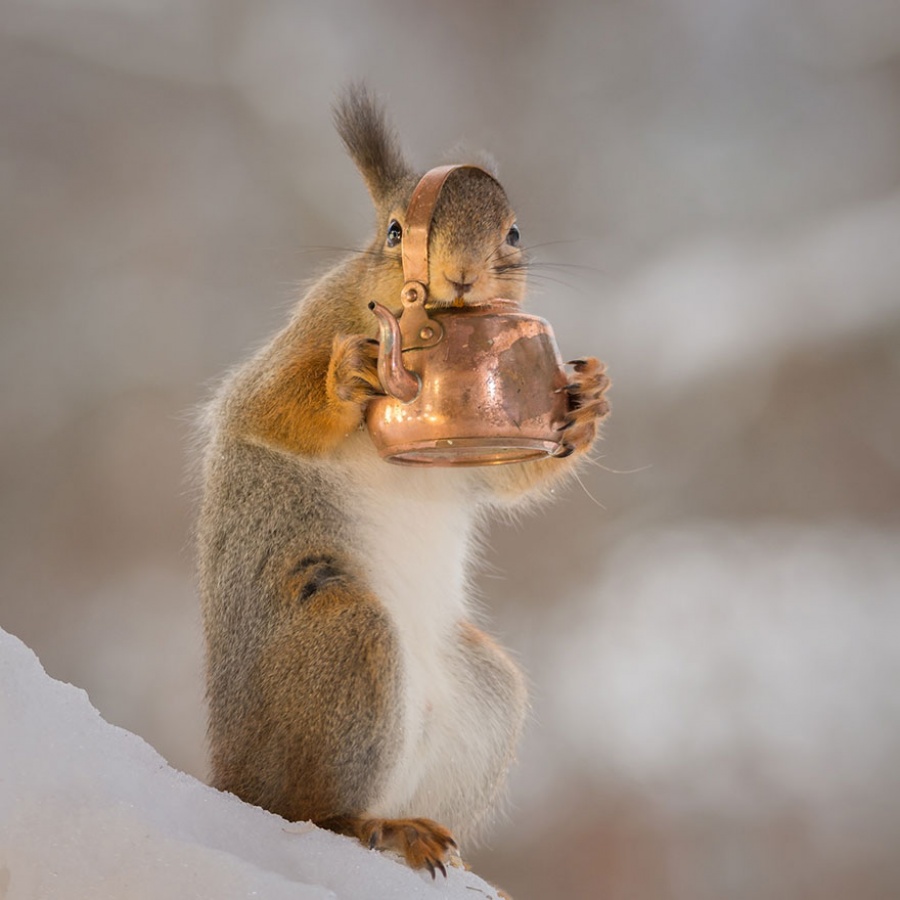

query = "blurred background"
[2,1,899,897]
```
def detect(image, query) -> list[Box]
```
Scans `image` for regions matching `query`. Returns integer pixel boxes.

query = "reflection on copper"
[367,299,569,466]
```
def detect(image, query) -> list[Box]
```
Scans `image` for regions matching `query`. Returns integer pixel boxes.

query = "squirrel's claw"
[554,356,611,457]
[356,816,456,877]
[328,334,384,406]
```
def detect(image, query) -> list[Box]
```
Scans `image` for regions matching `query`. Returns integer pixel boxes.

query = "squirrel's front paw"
[555,357,610,458]
[327,334,383,407]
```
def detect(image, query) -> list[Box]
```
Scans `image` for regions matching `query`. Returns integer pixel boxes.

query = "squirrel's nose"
[446,277,475,295]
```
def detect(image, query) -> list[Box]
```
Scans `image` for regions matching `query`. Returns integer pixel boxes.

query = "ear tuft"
[333,83,412,206]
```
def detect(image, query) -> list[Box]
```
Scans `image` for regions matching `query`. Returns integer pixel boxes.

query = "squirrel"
[196,84,610,877]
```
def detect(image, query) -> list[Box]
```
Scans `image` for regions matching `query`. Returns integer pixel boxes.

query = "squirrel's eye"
[506,223,520,247]
[386,219,402,248]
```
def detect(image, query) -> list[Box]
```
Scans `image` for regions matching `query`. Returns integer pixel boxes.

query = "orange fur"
[320,816,458,877]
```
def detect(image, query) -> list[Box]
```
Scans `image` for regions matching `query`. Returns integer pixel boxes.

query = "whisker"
[493,269,522,280]
[521,238,599,252]
[494,264,581,291]
[570,467,606,509]
[295,245,397,263]
[483,245,501,266]
[511,273,577,290]
[527,261,606,275]
[582,458,653,476]
[484,237,519,267]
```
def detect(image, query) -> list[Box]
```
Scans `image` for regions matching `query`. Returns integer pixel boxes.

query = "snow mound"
[0,627,504,900]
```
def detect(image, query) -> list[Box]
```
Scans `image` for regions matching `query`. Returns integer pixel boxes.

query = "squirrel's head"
[334,85,526,308]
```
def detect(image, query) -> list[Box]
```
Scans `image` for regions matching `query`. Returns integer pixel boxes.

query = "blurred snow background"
[1,1,898,898]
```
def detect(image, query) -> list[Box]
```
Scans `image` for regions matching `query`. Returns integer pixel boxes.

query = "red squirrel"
[196,85,610,876]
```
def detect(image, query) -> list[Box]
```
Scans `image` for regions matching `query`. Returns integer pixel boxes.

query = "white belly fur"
[332,434,482,821]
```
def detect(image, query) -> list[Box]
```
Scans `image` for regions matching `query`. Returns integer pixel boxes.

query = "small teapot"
[365,165,571,467]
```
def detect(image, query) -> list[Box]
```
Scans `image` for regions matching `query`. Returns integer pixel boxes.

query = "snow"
[0,628,504,900]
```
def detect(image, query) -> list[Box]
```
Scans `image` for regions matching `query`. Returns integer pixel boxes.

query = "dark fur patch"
[291,554,337,574]
[290,554,346,602]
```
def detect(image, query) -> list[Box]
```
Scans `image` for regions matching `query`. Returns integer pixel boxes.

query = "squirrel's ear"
[334,84,412,207]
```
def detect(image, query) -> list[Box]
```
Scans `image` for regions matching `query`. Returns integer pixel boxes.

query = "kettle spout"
[368,301,421,403]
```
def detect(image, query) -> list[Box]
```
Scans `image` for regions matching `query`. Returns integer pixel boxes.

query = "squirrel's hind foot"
[319,815,458,878]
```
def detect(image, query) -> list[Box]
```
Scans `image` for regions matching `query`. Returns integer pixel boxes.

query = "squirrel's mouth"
[424,272,480,308]
[425,294,481,309]
[422,270,525,308]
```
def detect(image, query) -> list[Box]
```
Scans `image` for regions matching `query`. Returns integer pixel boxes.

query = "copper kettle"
[366,165,570,466]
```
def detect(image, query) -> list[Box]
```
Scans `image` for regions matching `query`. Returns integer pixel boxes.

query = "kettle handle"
[368,164,503,397]
[393,163,497,350]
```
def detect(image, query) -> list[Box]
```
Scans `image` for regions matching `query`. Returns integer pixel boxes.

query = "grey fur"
[333,83,413,207]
